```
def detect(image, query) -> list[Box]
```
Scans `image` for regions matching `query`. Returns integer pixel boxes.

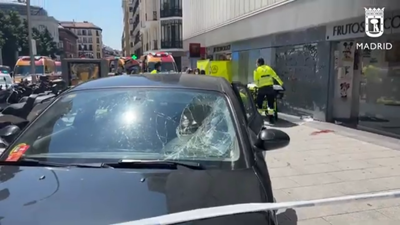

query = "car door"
[232,82,275,203]
[232,82,264,134]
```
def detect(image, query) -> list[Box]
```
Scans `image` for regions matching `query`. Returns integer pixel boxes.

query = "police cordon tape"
[112,190,400,225]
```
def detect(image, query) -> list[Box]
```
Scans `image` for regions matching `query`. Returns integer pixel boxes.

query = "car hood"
[0,166,270,225]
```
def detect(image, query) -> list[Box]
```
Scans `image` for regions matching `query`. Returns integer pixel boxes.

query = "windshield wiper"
[106,160,204,170]
[0,158,113,168]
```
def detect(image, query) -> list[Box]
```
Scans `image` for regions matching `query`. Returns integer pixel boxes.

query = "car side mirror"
[0,125,21,144]
[254,128,290,151]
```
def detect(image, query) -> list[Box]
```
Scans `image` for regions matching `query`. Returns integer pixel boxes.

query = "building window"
[88,37,92,43]
[89,45,93,51]
[88,29,92,35]
[96,30,100,36]
[97,45,100,51]
[83,37,87,43]
[82,30,87,35]
[160,19,182,49]
[97,53,101,58]
[96,38,100,43]
[77,29,82,35]
[160,0,182,18]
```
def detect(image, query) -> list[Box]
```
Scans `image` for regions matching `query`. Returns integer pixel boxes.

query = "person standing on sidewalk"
[253,57,283,115]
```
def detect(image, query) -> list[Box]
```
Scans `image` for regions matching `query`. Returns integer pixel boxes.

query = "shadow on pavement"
[264,117,299,128]
[277,208,298,225]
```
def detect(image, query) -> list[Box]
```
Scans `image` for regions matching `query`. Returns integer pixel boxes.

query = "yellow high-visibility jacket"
[253,65,283,87]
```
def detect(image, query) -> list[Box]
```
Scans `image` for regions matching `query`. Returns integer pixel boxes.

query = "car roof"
[72,73,231,92]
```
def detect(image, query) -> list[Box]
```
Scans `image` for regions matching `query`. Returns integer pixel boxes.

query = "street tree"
[36,28,58,58]
[20,19,41,56]
[0,10,23,66]
[0,10,59,67]
[0,10,7,48]
[20,20,58,58]
[18,19,29,55]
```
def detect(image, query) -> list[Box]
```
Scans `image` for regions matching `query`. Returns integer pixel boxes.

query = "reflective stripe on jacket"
[253,65,283,88]
[150,70,157,74]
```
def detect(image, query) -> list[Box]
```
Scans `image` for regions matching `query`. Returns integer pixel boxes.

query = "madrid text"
[356,42,393,50]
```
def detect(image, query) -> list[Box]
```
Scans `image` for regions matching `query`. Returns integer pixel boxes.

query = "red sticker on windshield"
[6,143,30,161]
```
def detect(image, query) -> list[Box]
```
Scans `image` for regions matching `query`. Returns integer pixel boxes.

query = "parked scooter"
[0,76,68,130]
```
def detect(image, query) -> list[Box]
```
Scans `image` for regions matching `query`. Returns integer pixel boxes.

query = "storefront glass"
[232,48,275,84]
[358,35,400,136]
[275,43,330,119]
[231,52,240,82]
[232,43,330,120]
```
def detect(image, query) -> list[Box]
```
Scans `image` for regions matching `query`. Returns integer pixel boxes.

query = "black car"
[0,73,289,225]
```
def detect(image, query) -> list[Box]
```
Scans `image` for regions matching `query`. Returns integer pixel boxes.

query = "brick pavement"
[266,121,400,225]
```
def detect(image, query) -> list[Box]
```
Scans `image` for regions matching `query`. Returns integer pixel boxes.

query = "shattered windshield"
[5,89,239,162]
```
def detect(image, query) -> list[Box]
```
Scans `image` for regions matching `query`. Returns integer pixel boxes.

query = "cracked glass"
[7,89,240,162]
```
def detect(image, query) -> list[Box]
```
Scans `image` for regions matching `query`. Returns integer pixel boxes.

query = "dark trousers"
[256,86,275,109]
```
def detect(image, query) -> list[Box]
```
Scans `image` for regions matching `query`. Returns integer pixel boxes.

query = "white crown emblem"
[364,7,385,17]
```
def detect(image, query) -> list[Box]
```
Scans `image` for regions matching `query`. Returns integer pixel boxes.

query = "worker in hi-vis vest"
[253,58,283,115]
[150,62,161,74]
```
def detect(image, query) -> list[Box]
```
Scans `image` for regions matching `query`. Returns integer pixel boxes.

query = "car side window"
[237,86,254,120]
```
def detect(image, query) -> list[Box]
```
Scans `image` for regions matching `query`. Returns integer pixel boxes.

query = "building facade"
[103,46,121,58]
[122,0,184,68]
[59,21,103,59]
[183,0,400,137]
[58,25,78,58]
[122,0,133,56]
[130,0,141,57]
[0,1,59,43]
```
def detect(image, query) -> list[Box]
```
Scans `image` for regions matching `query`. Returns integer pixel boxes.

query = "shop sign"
[189,43,201,58]
[326,10,400,41]
[213,45,231,53]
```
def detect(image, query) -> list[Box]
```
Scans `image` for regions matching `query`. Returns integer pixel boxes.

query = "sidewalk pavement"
[266,118,400,225]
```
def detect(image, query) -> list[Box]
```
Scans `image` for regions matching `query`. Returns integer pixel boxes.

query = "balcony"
[160,7,182,18]
[132,15,140,32]
[131,0,139,13]
[133,35,142,51]
[161,40,182,49]
[134,33,141,45]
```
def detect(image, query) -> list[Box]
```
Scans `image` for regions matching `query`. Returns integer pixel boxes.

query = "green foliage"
[0,10,6,47]
[35,27,58,58]
[0,9,59,66]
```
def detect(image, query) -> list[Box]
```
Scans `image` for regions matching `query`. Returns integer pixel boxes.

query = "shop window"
[358,40,400,136]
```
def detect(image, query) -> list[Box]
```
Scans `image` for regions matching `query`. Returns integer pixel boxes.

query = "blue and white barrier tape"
[112,190,400,225]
